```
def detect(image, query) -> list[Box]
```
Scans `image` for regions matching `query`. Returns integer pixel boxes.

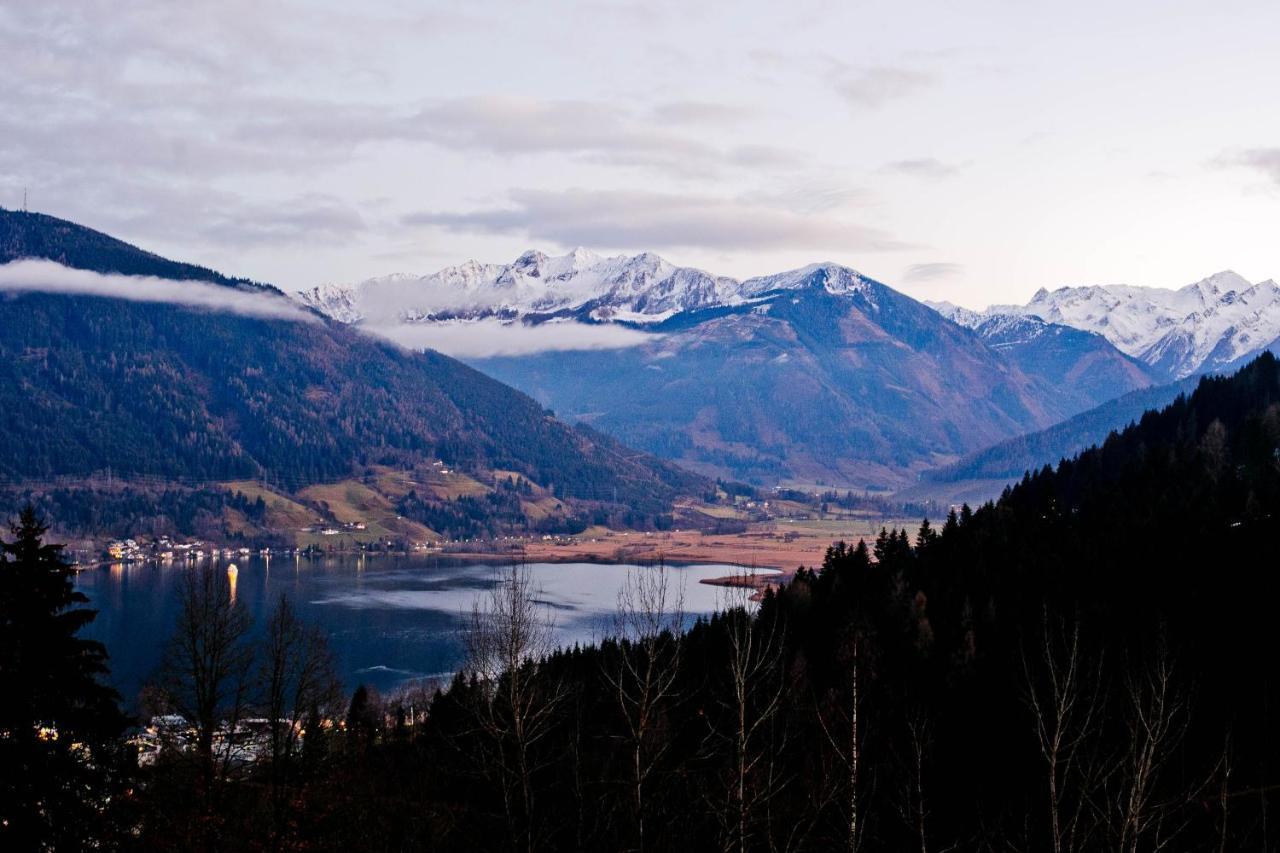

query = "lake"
[75,555,771,703]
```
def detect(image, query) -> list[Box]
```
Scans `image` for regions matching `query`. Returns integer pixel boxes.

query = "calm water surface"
[75,555,770,704]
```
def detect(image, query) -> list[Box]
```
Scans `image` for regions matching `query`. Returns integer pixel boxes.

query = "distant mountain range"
[300,250,1161,488]
[299,248,770,326]
[0,210,705,539]
[933,270,1280,380]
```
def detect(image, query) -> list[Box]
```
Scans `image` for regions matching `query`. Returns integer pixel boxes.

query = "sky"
[3,0,1280,308]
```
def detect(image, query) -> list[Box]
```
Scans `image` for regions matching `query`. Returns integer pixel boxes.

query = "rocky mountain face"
[947,271,1280,379]
[303,252,1163,488]
[929,304,1165,393]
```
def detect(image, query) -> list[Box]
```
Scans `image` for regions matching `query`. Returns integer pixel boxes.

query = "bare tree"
[814,628,869,853]
[891,708,940,853]
[602,559,685,853]
[155,564,254,798]
[1214,733,1233,853]
[1102,643,1191,853]
[706,574,788,853]
[464,563,566,853]
[260,594,342,846]
[1020,608,1106,853]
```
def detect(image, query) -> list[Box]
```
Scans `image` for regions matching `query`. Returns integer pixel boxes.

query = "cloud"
[902,262,964,282]
[1216,147,1280,186]
[199,195,368,246]
[402,96,797,178]
[742,183,874,214]
[833,66,935,108]
[404,188,911,253]
[880,158,963,180]
[364,319,656,358]
[0,175,368,261]
[0,260,317,323]
[648,100,751,126]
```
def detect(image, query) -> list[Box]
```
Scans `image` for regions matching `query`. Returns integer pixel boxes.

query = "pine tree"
[0,506,127,849]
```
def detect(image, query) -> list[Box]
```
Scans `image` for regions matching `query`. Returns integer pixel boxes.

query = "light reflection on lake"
[76,556,774,703]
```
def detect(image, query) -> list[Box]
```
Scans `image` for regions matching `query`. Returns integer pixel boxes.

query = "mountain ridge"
[945,270,1280,379]
[295,249,884,327]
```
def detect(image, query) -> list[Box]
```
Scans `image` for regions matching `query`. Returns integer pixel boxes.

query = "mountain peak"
[742,262,874,300]
[1181,270,1250,304]
[514,249,548,265]
[971,269,1280,379]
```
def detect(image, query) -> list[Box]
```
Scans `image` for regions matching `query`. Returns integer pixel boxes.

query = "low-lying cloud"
[406,188,911,254]
[0,259,317,323]
[364,319,656,359]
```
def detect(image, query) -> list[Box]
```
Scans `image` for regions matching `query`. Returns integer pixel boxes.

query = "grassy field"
[219,480,323,529]
[296,479,437,545]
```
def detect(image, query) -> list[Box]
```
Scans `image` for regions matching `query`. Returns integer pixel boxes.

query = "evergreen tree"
[0,506,127,849]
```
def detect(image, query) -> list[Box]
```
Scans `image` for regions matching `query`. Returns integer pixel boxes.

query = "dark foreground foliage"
[0,508,129,850]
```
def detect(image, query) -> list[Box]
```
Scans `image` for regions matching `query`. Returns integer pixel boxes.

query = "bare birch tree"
[891,707,940,853]
[603,560,685,853]
[815,628,869,853]
[464,563,565,853]
[1104,643,1191,853]
[706,574,787,853]
[1020,608,1105,853]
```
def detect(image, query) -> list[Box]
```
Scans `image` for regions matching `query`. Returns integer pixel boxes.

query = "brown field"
[466,513,923,571]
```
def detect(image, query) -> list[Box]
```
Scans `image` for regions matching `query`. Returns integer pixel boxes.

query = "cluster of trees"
[1,485,273,541]
[398,488,530,541]
[5,353,1280,850]
[397,475,678,542]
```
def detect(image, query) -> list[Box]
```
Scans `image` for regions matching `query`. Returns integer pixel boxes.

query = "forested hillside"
[929,374,1200,482]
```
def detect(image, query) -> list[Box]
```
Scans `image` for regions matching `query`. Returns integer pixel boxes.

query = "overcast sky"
[4,0,1279,307]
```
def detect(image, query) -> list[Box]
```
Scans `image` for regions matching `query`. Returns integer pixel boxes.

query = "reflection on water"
[75,556,772,703]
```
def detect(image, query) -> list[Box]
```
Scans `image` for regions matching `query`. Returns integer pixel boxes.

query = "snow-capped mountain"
[296,249,875,326]
[944,271,1280,379]
[298,249,1159,487]
[930,303,1161,394]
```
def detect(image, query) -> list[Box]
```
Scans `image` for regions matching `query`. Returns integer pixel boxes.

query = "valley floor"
[455,515,919,571]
